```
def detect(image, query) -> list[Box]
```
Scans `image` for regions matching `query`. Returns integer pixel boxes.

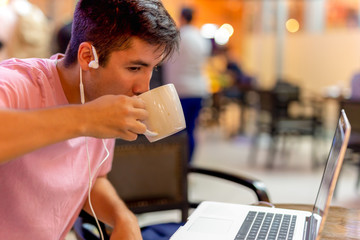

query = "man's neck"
[55,59,82,104]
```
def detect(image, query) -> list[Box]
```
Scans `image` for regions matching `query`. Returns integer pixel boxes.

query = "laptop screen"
[311,110,350,231]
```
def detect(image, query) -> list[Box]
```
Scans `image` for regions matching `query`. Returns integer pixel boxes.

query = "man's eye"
[128,67,141,72]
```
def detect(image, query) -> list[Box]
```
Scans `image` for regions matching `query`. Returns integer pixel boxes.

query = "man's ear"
[78,42,93,71]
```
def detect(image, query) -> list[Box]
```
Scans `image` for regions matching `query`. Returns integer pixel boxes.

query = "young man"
[0,0,179,239]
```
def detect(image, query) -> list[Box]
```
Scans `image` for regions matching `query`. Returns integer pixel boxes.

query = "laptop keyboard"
[235,211,297,240]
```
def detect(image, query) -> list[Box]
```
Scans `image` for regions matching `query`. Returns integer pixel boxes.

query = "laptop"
[171,110,351,240]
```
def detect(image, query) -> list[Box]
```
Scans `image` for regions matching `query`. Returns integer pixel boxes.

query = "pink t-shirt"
[0,57,115,239]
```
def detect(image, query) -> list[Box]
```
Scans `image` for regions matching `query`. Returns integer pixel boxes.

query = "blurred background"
[1,0,359,228]
[2,0,360,96]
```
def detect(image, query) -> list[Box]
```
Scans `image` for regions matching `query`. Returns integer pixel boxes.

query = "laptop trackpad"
[189,217,233,234]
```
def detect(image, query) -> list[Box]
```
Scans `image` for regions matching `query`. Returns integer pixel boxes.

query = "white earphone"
[79,67,85,104]
[88,45,99,69]
[80,45,99,104]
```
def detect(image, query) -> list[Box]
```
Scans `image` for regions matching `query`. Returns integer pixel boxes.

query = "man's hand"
[81,95,148,141]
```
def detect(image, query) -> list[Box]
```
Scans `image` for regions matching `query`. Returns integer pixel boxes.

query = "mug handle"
[144,129,158,137]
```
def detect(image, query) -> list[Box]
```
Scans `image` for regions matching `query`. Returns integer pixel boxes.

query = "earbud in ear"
[79,68,85,104]
[88,45,99,69]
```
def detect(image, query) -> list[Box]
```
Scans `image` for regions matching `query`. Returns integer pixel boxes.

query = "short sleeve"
[0,67,22,108]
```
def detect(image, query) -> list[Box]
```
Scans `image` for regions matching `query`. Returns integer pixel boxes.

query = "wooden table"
[276,204,360,240]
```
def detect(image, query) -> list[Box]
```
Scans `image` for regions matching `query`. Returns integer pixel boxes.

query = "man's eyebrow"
[128,60,150,67]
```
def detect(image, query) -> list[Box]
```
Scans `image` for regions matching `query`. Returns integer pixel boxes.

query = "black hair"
[64,0,179,67]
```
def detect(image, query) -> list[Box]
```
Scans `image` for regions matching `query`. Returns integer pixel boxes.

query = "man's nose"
[134,73,152,95]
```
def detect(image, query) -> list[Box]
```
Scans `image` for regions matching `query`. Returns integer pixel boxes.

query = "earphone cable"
[85,138,110,240]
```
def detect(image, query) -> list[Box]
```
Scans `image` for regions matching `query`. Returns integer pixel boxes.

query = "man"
[0,0,179,239]
[163,7,211,162]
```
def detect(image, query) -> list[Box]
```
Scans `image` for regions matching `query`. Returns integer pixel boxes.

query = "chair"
[74,131,270,239]
[249,83,323,169]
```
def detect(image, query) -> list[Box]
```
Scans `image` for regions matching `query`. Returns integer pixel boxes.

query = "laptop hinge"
[303,215,317,240]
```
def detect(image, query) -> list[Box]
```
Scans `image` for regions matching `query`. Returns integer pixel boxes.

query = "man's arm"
[83,176,142,240]
[0,95,148,164]
[0,106,85,163]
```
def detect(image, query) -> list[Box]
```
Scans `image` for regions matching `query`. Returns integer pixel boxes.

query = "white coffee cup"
[139,84,186,142]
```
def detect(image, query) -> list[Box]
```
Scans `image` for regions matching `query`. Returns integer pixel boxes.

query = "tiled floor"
[192,125,360,209]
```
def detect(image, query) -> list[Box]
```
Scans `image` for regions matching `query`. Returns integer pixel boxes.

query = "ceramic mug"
[139,84,186,142]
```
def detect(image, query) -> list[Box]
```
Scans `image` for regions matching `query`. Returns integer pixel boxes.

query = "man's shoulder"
[0,57,49,69]
[0,57,57,100]
[0,57,54,80]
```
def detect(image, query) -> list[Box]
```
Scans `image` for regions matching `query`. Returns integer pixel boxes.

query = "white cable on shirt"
[85,138,110,240]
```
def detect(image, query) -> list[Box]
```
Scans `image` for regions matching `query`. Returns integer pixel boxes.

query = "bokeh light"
[201,23,234,45]
[0,0,9,7]
[286,18,300,33]
[200,24,218,39]
[220,23,234,37]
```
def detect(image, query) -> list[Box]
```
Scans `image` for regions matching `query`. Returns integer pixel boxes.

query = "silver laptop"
[171,110,351,240]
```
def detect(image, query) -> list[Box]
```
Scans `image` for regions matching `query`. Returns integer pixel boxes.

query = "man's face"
[85,37,164,100]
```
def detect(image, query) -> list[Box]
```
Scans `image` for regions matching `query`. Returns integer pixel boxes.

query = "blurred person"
[350,70,360,100]
[163,6,211,163]
[0,0,51,60]
[0,0,179,239]
[0,0,17,60]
